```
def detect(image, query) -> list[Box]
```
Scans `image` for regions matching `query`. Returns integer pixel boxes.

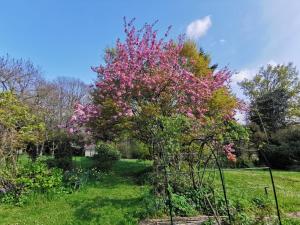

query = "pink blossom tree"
[69,18,240,161]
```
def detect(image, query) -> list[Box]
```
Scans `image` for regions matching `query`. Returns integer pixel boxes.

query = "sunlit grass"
[0,158,150,225]
[0,158,299,224]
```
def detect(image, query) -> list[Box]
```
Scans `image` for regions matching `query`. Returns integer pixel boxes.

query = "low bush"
[0,160,65,205]
[63,167,103,190]
[171,193,197,216]
[17,161,63,192]
[92,142,121,171]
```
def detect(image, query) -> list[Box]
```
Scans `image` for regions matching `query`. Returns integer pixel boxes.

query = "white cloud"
[231,69,255,84]
[231,70,255,124]
[230,68,256,102]
[186,16,212,40]
[219,39,226,44]
[232,59,277,87]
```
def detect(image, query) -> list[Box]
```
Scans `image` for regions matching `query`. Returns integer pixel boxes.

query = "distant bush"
[261,125,300,169]
[133,166,153,185]
[117,138,150,159]
[45,133,86,170]
[93,142,121,171]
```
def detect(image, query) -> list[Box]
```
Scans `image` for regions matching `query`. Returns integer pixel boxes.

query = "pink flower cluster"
[223,143,236,162]
[68,19,234,134]
[68,103,99,134]
[93,19,230,119]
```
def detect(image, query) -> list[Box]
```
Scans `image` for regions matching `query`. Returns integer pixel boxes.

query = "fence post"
[268,167,282,225]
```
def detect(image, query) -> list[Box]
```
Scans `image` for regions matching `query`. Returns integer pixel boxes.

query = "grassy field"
[221,169,300,224]
[0,158,299,225]
[223,169,300,213]
[0,159,151,225]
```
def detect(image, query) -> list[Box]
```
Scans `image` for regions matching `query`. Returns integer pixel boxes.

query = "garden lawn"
[193,167,300,224]
[0,158,299,225]
[222,169,300,213]
[0,159,151,225]
[214,168,300,224]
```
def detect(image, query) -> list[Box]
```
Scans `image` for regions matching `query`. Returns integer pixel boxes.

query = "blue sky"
[1,0,300,98]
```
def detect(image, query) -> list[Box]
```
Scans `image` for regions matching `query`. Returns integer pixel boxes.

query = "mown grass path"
[0,159,151,225]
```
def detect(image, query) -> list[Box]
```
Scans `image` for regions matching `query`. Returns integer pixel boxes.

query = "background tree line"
[239,63,300,169]
[0,54,88,170]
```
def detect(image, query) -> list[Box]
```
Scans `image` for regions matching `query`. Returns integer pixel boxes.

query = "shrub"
[46,133,86,171]
[171,193,197,216]
[0,160,64,205]
[16,161,63,193]
[53,138,73,170]
[133,166,153,185]
[0,169,21,204]
[92,142,121,171]
[261,126,300,169]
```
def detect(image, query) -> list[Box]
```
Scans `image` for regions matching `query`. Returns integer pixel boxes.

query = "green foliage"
[240,63,300,130]
[0,159,299,224]
[0,92,45,170]
[93,141,121,171]
[138,192,166,219]
[116,137,150,159]
[155,115,191,153]
[223,121,249,143]
[240,63,300,167]
[63,167,103,190]
[221,121,252,167]
[180,41,215,77]
[262,125,300,169]
[17,161,63,192]
[171,193,197,216]
[178,186,230,217]
[240,63,300,102]
[46,134,74,171]
[250,88,289,132]
[87,98,132,141]
[0,160,64,205]
[0,159,151,225]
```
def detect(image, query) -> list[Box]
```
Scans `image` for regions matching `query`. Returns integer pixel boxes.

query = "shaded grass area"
[0,158,151,225]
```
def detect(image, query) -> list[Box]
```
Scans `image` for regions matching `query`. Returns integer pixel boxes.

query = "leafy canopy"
[240,63,300,132]
[0,92,45,168]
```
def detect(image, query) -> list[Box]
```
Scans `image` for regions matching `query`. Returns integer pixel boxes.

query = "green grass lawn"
[205,168,300,224]
[223,169,300,213]
[0,158,299,225]
[0,159,151,225]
